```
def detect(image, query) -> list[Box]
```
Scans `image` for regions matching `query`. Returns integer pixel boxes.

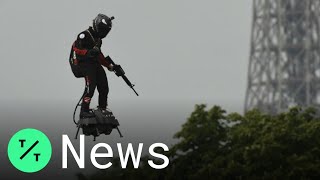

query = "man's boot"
[97,106,112,116]
[80,104,95,119]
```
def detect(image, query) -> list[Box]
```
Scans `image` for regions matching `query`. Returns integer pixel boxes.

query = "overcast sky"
[0,0,252,112]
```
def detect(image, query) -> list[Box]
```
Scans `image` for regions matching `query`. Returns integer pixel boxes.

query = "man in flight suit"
[72,14,117,118]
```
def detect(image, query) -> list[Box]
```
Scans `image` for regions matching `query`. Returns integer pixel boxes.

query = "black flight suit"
[72,27,112,112]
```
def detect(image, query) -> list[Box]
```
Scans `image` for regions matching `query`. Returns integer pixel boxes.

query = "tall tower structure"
[245,0,320,114]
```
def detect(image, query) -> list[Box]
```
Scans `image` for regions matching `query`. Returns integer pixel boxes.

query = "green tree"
[225,107,320,179]
[79,105,320,179]
[166,105,228,180]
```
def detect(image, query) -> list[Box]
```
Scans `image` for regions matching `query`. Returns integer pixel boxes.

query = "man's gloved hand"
[87,46,100,57]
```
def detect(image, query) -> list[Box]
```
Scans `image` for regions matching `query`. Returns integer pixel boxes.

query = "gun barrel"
[122,76,139,96]
[131,87,139,96]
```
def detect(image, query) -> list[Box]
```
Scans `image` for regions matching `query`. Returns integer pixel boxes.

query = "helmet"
[93,14,114,38]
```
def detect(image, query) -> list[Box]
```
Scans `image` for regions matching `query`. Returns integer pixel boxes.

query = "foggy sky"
[0,0,252,112]
[0,1,253,179]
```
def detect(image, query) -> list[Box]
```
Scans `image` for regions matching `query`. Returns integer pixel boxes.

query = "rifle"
[87,27,139,96]
[105,56,139,96]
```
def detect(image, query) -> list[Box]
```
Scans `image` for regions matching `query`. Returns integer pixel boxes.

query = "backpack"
[69,44,84,78]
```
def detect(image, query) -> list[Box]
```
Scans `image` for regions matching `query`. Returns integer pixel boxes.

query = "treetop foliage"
[81,105,320,180]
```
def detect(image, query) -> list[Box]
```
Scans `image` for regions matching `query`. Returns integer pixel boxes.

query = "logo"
[7,128,52,173]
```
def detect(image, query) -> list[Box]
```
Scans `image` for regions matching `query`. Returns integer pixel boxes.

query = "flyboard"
[73,57,139,141]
